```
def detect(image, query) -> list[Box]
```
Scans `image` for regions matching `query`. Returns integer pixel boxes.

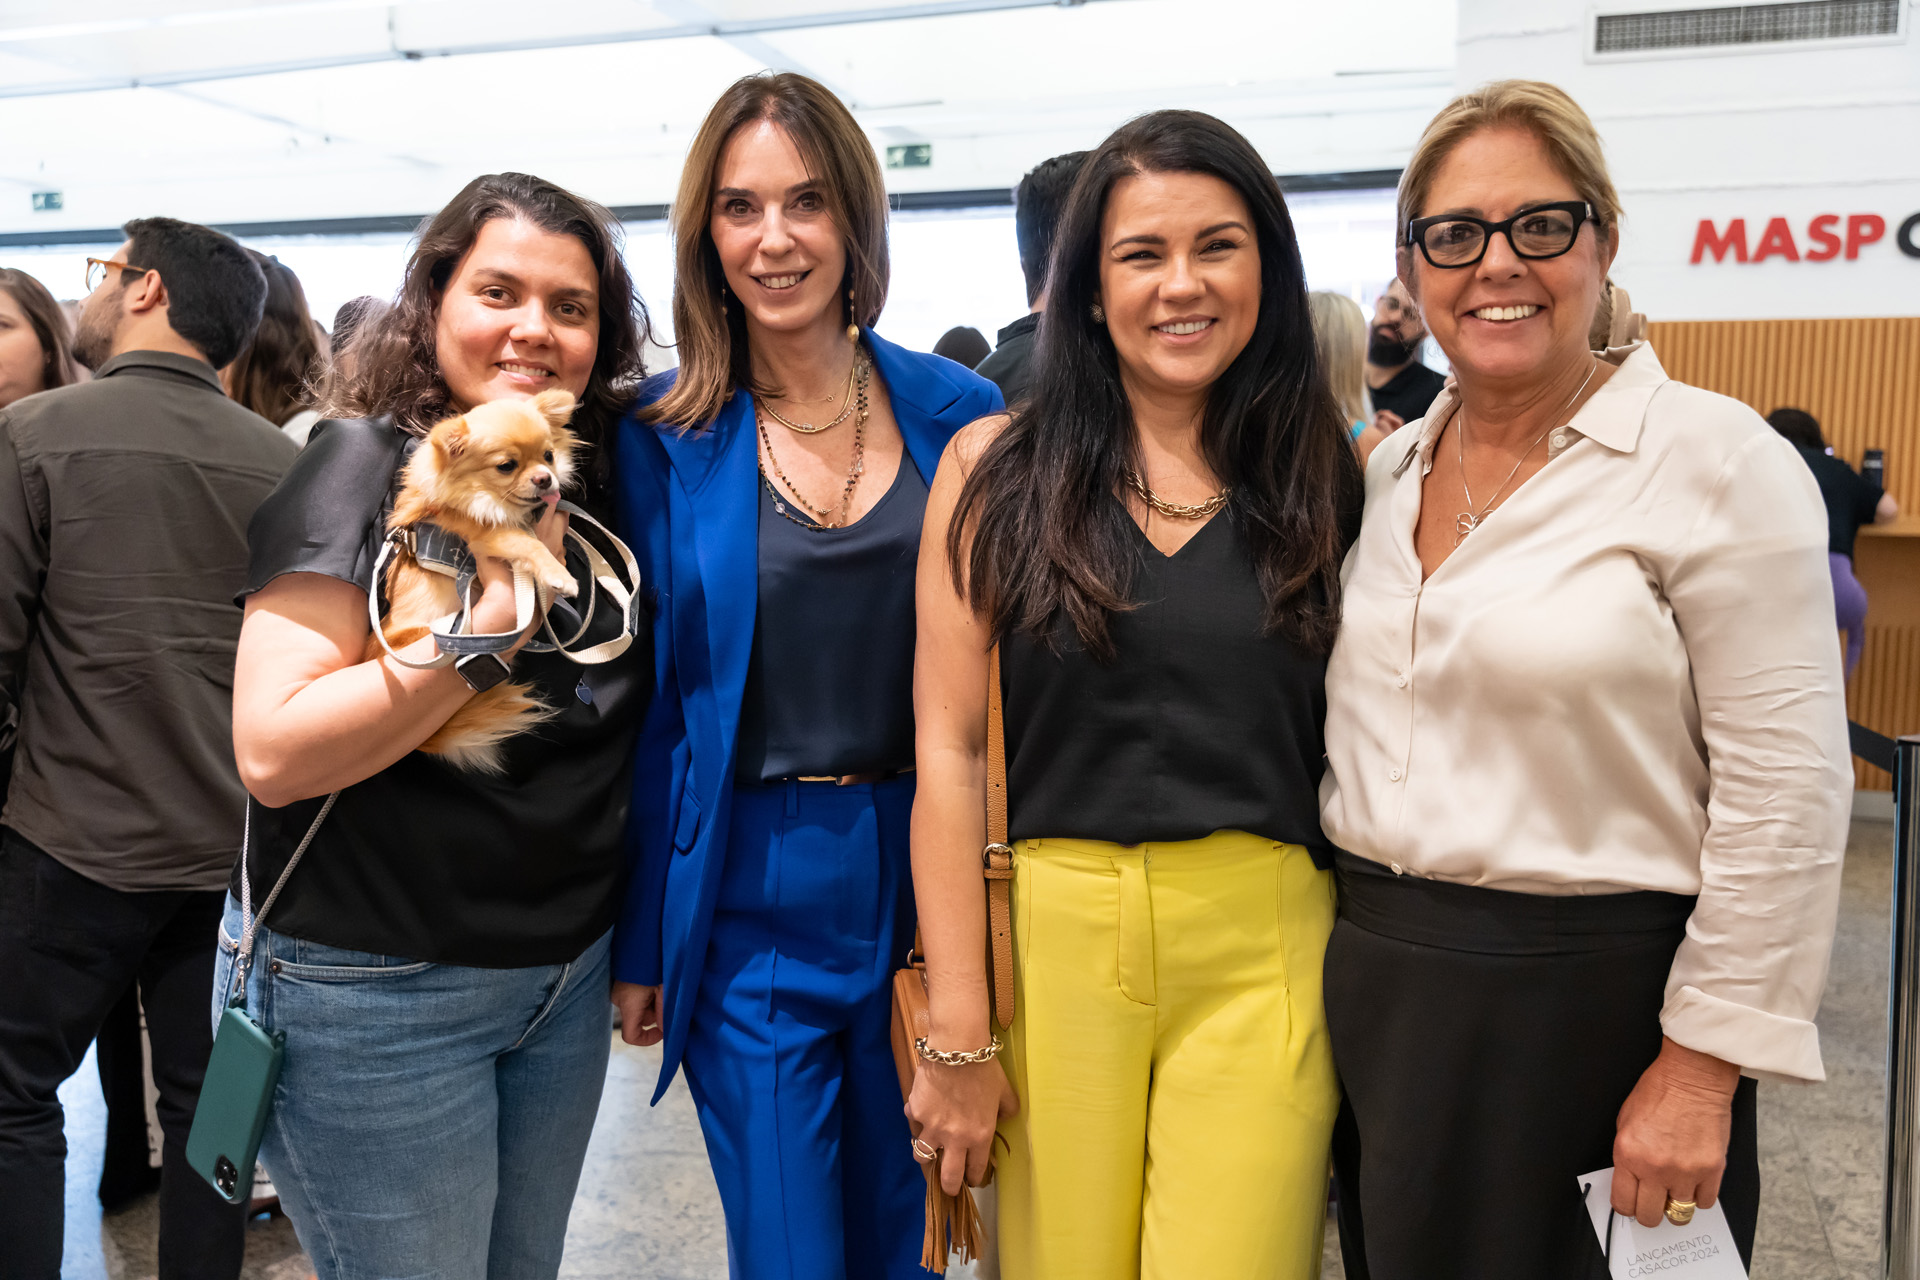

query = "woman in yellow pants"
[907,108,1360,1280]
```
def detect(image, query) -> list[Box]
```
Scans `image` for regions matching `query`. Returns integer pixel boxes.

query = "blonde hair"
[1397,80,1622,257]
[647,73,890,428]
[1308,290,1369,428]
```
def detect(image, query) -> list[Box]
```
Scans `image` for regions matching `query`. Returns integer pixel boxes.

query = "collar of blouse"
[1393,339,1665,481]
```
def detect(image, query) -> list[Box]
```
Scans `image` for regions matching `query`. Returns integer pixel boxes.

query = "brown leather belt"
[791,767,915,786]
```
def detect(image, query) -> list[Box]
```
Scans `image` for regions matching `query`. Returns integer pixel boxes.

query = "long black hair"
[950,109,1361,656]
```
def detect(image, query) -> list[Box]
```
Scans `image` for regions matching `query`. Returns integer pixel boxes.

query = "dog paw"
[544,571,580,598]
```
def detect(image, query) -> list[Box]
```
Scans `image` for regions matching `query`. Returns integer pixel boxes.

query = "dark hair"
[951,110,1359,657]
[0,267,79,393]
[1767,407,1826,452]
[648,72,890,429]
[324,173,648,491]
[121,217,266,368]
[223,251,323,426]
[932,325,990,370]
[330,296,383,359]
[1015,151,1090,306]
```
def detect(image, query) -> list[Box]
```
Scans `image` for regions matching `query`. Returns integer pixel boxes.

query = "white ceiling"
[0,0,1456,237]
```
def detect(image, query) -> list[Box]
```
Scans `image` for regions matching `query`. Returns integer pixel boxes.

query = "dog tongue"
[542,491,561,507]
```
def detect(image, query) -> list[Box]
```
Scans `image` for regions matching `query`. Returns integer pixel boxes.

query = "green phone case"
[186,1005,286,1204]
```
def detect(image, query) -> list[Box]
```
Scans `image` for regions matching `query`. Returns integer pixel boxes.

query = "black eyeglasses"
[1406,201,1594,269]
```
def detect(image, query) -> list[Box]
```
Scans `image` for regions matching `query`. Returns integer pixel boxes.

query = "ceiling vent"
[1594,0,1899,54]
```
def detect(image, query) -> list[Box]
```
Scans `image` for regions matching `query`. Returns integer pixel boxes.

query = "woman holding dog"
[609,73,1000,1278]
[226,172,649,1278]
[909,110,1362,1279]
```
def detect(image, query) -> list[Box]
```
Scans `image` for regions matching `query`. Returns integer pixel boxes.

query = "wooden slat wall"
[1647,317,1920,789]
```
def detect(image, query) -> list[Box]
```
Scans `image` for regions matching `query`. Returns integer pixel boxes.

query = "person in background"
[0,268,80,411]
[1321,81,1849,1277]
[976,150,1089,406]
[0,218,289,1280]
[933,323,991,370]
[226,173,647,1279]
[1309,289,1374,459]
[1355,276,1446,462]
[1767,406,1898,679]
[911,108,1361,1280]
[330,295,383,362]
[611,72,1002,1279]
[222,250,326,446]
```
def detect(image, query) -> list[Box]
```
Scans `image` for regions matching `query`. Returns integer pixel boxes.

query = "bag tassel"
[920,1171,986,1271]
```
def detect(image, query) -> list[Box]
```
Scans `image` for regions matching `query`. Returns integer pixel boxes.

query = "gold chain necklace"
[757,358,872,529]
[1125,470,1232,520]
[761,352,863,435]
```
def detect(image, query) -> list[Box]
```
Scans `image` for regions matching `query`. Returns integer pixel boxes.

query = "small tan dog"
[368,388,581,773]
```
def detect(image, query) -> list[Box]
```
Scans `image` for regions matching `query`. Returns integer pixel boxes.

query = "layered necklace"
[1125,469,1232,521]
[757,349,873,530]
[1453,357,1598,544]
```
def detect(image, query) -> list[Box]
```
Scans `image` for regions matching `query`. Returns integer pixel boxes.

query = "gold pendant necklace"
[1453,357,1599,544]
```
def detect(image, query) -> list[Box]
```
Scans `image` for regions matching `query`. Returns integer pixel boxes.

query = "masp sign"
[1692,212,1920,264]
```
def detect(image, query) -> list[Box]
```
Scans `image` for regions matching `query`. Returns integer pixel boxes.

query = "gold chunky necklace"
[1125,470,1232,520]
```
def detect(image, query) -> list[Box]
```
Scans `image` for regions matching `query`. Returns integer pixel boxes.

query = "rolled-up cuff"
[1661,984,1825,1083]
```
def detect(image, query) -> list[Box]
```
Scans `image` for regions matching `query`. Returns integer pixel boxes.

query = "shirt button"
[1389,768,1402,782]
[1550,432,1568,450]
[1390,862,1404,875]
[1395,672,1409,688]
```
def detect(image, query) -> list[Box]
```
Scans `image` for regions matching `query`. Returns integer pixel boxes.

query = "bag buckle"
[982,843,1014,879]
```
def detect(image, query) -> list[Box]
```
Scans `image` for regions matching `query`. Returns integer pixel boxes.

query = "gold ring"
[1665,1198,1697,1226]
[911,1138,938,1164]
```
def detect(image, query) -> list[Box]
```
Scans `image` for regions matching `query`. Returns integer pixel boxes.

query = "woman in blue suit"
[610,73,1002,1279]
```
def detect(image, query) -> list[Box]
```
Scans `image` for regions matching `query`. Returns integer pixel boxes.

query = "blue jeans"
[212,896,612,1280]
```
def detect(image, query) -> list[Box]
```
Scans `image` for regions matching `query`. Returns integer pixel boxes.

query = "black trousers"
[1326,854,1759,1280]
[0,827,245,1280]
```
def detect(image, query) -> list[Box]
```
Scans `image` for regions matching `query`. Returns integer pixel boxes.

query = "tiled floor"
[61,816,1895,1279]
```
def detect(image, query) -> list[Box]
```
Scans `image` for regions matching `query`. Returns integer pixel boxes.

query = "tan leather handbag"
[890,645,1017,1270]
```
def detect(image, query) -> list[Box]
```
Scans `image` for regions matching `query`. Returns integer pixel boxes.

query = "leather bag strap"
[983,644,1015,1030]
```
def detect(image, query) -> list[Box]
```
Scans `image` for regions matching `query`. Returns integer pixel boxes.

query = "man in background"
[0,217,294,1279]
[1364,277,1447,433]
[976,150,1089,406]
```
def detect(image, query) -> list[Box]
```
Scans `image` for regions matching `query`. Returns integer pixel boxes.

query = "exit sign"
[886,144,931,170]
[31,191,61,212]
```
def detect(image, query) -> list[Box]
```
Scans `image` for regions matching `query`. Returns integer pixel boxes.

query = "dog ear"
[434,417,471,458]
[531,388,577,429]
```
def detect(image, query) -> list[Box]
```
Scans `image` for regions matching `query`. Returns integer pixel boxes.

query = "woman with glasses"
[1320,81,1850,1278]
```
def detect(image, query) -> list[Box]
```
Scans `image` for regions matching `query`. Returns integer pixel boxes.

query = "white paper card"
[1578,1167,1748,1280]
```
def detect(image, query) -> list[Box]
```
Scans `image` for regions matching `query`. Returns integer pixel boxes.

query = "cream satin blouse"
[1320,342,1851,1082]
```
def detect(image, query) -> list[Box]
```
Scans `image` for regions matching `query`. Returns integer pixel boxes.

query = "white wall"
[1456,0,1920,321]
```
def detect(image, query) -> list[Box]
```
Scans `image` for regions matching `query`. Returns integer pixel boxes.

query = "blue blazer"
[612,330,1003,1100]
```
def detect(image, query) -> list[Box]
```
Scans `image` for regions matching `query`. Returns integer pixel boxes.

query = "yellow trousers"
[994,831,1339,1280]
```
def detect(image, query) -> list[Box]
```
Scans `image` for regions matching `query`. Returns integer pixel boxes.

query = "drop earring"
[720,280,728,319]
[845,285,860,343]
[1090,301,1105,324]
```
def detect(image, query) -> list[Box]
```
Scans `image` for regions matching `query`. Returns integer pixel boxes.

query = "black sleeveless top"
[1002,507,1336,865]
[735,454,928,782]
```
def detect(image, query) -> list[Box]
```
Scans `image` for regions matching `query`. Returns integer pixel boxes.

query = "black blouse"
[233,418,648,967]
[1001,508,1337,865]
[735,455,926,782]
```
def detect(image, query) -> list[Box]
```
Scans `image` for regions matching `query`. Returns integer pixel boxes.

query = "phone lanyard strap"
[228,792,338,1008]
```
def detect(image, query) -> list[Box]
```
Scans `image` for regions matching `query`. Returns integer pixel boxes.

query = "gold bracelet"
[914,1035,1002,1066]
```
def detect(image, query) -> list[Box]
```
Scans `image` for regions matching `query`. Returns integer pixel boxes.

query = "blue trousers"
[682,777,924,1280]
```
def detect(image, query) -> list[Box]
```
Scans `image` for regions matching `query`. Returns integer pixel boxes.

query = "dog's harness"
[368,499,641,670]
